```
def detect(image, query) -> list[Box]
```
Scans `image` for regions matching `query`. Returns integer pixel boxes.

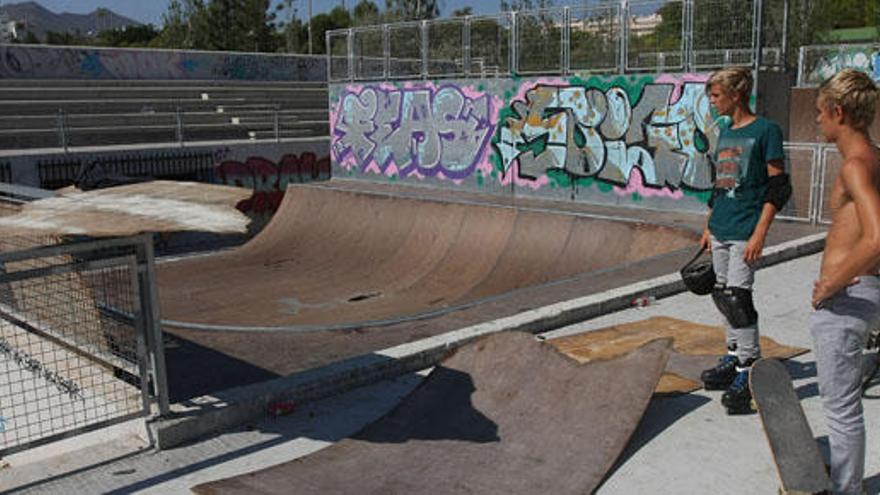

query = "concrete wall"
[0,44,326,81]
[329,73,717,212]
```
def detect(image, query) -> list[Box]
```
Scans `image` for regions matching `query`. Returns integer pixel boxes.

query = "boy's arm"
[743,160,785,263]
[813,158,880,307]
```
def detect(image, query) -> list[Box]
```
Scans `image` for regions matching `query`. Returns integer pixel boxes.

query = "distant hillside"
[0,1,142,39]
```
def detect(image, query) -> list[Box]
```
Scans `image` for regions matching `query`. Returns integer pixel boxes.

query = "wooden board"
[191,333,671,495]
[550,316,808,394]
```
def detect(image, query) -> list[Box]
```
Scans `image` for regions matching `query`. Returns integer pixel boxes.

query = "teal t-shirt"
[708,116,784,241]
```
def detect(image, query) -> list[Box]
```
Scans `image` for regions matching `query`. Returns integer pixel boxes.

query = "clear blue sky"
[16,0,508,27]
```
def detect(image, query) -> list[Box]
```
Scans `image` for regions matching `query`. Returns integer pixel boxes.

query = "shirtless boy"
[811,68,880,495]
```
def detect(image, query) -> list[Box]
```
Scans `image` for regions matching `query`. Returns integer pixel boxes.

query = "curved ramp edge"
[191,332,672,495]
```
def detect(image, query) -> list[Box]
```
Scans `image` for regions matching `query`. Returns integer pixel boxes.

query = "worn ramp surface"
[550,316,808,394]
[158,183,696,330]
[0,181,250,236]
[192,332,671,495]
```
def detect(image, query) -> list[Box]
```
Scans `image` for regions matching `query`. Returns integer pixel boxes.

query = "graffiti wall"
[330,74,716,210]
[0,44,326,81]
[805,45,880,86]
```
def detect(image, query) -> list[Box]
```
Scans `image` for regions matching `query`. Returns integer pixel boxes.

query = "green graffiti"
[567,74,656,106]
[631,192,643,202]
[476,170,484,187]
[597,181,613,193]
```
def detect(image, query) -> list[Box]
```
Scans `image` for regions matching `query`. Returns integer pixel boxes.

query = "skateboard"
[750,358,831,495]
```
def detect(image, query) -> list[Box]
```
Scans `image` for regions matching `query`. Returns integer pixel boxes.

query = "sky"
[12,0,507,27]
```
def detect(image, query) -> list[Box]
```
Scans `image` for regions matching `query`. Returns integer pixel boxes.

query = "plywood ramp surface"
[550,316,808,394]
[159,184,696,330]
[191,333,671,495]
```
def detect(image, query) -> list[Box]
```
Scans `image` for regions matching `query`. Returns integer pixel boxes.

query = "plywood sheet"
[549,316,808,394]
[192,333,672,495]
[0,181,251,236]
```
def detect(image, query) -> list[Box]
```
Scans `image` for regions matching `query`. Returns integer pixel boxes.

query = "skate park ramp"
[550,316,808,395]
[191,332,672,495]
[157,183,697,331]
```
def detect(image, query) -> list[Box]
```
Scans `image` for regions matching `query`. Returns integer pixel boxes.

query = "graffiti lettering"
[332,85,494,179]
[216,153,331,213]
[496,82,717,190]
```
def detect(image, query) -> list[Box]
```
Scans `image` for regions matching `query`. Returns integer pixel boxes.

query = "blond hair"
[706,67,753,103]
[818,68,879,130]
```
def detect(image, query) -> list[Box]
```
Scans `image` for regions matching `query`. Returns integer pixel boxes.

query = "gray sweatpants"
[810,275,880,495]
[711,236,760,364]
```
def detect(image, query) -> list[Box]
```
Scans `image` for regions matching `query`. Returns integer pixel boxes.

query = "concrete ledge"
[148,232,826,450]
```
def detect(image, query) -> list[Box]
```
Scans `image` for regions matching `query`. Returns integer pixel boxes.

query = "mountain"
[0,1,142,39]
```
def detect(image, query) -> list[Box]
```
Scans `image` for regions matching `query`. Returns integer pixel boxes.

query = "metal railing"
[797,43,880,87]
[0,161,10,184]
[777,141,853,225]
[328,0,782,82]
[37,151,217,190]
[0,234,168,456]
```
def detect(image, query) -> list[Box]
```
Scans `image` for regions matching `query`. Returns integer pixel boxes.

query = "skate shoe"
[701,354,738,390]
[722,368,754,415]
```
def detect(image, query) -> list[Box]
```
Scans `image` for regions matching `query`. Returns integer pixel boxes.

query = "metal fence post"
[619,0,628,74]
[175,105,184,147]
[754,0,764,69]
[562,6,570,75]
[57,109,68,152]
[383,24,390,80]
[135,234,170,417]
[274,104,280,143]
[796,45,805,87]
[683,0,694,72]
[348,28,354,82]
[464,16,472,78]
[325,30,332,82]
[421,20,429,79]
[510,11,518,76]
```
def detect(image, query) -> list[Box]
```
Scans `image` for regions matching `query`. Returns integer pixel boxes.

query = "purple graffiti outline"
[333,84,495,180]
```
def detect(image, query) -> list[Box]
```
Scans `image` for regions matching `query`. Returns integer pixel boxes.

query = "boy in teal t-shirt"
[698,67,790,414]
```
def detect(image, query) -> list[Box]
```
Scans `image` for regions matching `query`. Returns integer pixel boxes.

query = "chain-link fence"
[797,43,880,87]
[0,234,168,457]
[328,0,784,82]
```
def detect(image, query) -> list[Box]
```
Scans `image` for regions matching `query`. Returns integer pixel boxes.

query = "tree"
[97,25,161,47]
[353,0,381,26]
[384,0,440,21]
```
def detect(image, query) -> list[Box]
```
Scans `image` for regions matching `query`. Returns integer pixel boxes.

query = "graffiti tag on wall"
[496,80,717,190]
[808,47,880,85]
[216,153,331,213]
[332,84,495,180]
[0,45,325,81]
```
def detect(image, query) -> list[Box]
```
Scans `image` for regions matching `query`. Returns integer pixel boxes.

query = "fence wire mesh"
[0,234,153,456]
[627,0,684,72]
[470,14,512,77]
[427,19,466,77]
[329,0,792,82]
[517,9,565,75]
[389,22,423,79]
[569,4,622,73]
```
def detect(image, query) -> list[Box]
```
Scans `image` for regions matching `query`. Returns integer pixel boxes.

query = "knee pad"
[712,286,758,328]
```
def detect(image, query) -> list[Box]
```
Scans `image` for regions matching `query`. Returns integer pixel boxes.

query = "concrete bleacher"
[0,79,329,150]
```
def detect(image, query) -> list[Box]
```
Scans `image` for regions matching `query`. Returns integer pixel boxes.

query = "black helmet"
[680,246,715,295]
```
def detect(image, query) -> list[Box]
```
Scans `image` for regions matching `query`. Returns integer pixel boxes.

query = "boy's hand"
[700,228,712,252]
[743,233,765,264]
